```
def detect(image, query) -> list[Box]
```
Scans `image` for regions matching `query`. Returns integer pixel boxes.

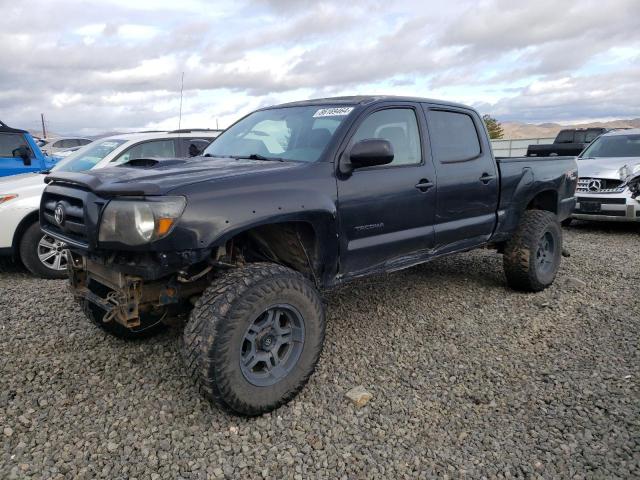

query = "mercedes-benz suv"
[570,129,640,223]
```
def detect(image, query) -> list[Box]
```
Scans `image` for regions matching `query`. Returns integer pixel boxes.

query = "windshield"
[203,105,353,162]
[580,134,640,159]
[52,139,127,172]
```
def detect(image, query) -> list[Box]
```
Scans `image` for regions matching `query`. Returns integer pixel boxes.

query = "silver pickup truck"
[570,129,640,223]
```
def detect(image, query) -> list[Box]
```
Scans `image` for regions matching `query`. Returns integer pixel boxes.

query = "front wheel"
[503,210,562,292]
[19,222,69,279]
[181,263,325,416]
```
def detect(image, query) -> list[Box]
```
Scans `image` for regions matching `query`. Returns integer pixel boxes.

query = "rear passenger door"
[423,105,499,251]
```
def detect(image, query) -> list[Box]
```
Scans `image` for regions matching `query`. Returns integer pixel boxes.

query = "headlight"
[0,194,18,205]
[619,163,640,180]
[99,197,186,246]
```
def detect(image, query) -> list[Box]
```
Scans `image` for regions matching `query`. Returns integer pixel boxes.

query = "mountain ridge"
[500,118,640,140]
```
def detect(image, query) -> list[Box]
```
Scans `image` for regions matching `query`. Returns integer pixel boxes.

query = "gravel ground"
[1,221,639,479]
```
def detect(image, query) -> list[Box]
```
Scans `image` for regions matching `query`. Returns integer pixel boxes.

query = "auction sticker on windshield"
[313,107,354,118]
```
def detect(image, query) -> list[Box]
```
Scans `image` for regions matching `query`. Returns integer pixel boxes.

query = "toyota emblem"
[587,179,601,192]
[54,203,65,226]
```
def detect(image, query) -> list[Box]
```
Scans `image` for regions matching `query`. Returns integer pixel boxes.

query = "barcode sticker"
[313,107,354,118]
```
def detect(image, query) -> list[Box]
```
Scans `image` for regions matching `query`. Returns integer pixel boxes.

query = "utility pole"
[178,72,184,130]
[41,113,47,138]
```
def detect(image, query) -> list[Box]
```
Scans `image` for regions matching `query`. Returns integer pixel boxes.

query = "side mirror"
[188,144,202,157]
[347,139,394,172]
[13,145,32,166]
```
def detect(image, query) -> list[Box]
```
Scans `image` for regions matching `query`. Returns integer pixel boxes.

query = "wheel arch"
[12,210,39,253]
[525,189,559,214]
[213,213,338,287]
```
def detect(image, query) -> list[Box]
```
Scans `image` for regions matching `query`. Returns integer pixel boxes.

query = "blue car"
[0,121,56,177]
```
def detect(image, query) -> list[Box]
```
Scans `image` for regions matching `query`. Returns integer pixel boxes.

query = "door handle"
[415,179,434,192]
[479,173,495,184]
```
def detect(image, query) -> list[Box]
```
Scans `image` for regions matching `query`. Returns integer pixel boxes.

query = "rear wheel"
[19,222,68,279]
[503,210,562,292]
[181,263,325,416]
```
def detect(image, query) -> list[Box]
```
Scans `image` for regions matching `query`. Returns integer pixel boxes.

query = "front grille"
[40,183,105,249]
[576,177,625,193]
[41,191,88,244]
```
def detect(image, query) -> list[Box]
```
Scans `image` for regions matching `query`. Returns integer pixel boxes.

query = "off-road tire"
[83,301,167,340]
[19,222,67,279]
[181,263,325,416]
[503,210,562,292]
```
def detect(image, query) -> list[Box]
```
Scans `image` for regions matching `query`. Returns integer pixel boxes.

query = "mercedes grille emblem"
[54,203,65,226]
[587,179,601,192]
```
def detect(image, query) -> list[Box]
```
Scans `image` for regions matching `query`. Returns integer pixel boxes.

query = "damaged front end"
[625,173,640,199]
[68,252,212,329]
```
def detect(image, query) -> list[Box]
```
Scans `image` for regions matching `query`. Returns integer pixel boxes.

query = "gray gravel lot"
[1,222,639,479]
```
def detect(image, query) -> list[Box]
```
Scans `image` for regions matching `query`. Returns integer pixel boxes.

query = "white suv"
[0,130,220,278]
[40,137,93,156]
[570,129,640,223]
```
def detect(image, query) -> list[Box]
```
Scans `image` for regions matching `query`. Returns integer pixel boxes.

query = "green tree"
[483,114,504,139]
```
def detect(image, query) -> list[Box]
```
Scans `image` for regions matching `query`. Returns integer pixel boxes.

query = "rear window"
[555,130,575,143]
[427,110,481,163]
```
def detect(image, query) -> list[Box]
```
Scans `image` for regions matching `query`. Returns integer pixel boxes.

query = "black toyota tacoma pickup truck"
[41,96,578,415]
[526,127,607,157]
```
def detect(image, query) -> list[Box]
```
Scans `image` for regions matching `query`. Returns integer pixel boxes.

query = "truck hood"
[44,156,302,196]
[577,156,640,179]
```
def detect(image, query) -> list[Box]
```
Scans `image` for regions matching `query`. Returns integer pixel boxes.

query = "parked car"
[0,130,220,278]
[53,146,84,159]
[567,129,640,223]
[0,121,56,177]
[41,96,577,415]
[40,137,93,156]
[526,128,607,157]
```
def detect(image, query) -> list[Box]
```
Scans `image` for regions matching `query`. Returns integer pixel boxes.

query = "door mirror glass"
[13,145,31,165]
[349,139,394,169]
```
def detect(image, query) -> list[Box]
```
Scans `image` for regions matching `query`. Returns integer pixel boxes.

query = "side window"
[115,140,176,163]
[53,140,65,148]
[351,109,421,166]
[427,110,481,163]
[78,139,92,146]
[0,133,28,157]
[182,138,210,157]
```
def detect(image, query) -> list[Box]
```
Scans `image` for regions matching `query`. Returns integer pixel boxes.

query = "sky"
[1,0,639,135]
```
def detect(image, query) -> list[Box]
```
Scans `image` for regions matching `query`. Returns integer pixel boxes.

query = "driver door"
[336,105,437,275]
[0,132,37,176]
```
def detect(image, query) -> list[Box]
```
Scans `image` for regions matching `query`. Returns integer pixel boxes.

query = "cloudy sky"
[1,0,639,135]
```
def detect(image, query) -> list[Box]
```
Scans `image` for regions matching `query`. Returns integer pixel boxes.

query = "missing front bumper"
[68,253,208,329]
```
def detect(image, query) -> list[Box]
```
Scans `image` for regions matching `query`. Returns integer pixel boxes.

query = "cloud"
[0,0,638,134]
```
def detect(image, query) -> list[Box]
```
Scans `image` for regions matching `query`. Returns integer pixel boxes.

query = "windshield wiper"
[235,154,284,162]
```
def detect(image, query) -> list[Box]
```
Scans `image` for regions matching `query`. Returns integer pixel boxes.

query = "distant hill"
[500,119,640,140]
